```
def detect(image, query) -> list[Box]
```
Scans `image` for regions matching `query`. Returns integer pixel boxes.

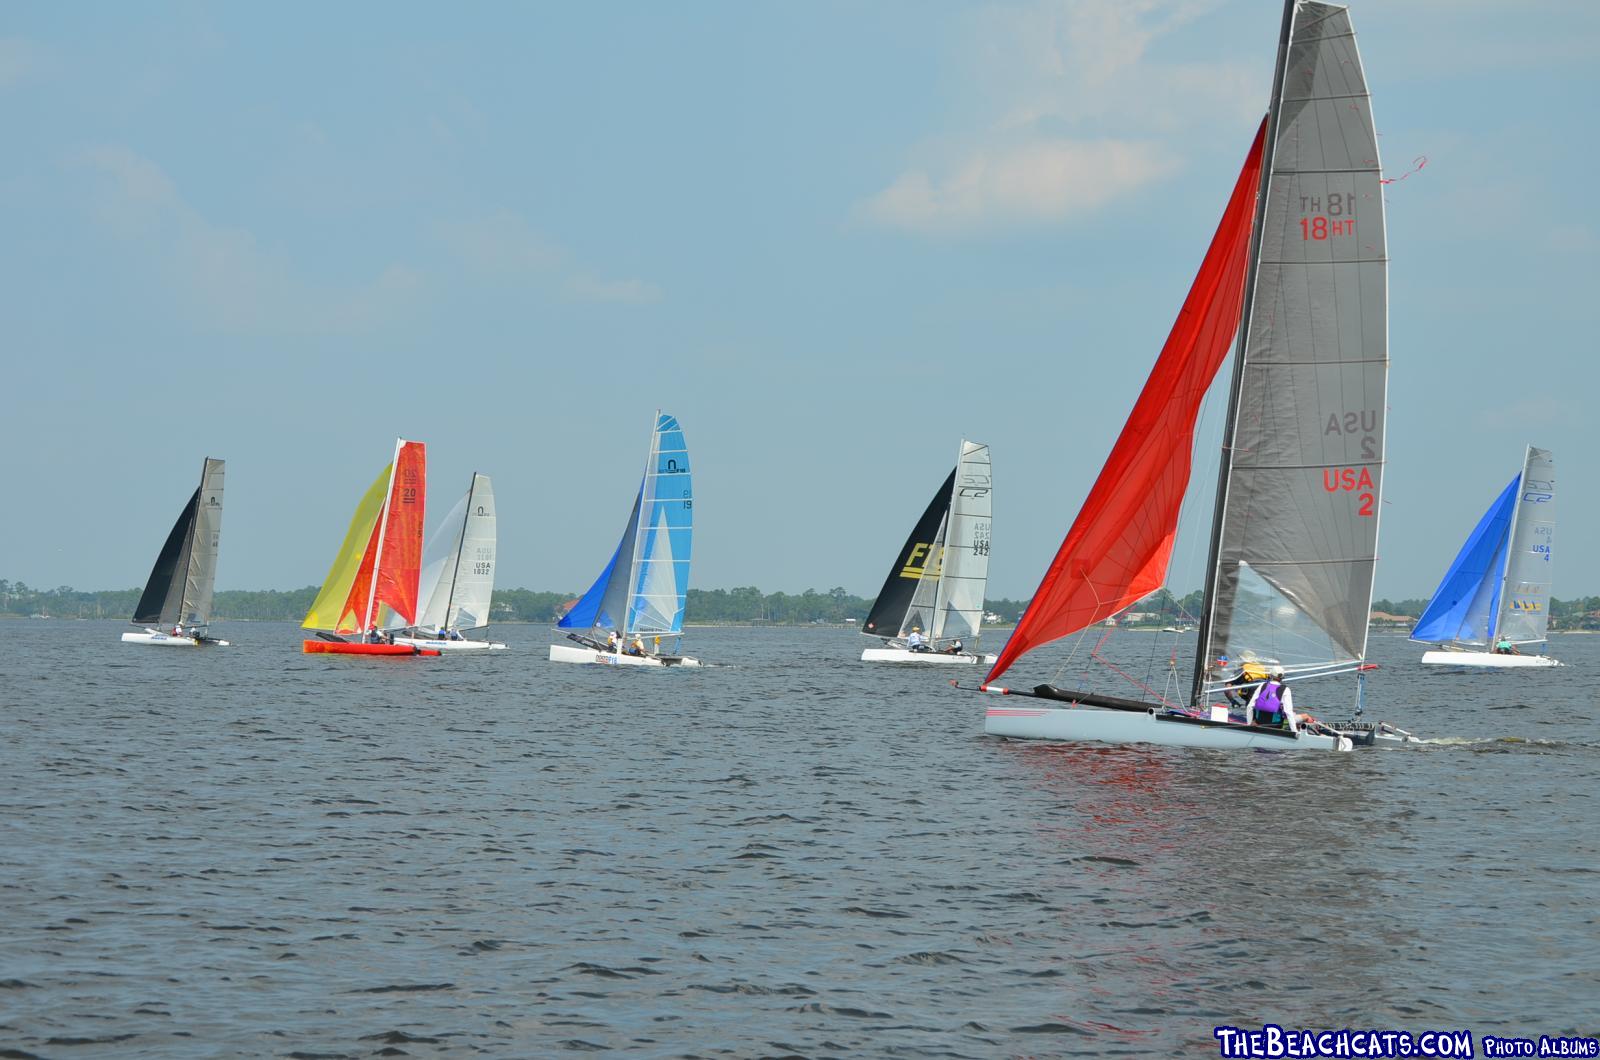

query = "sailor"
[437,624,449,639]
[653,635,662,655]
[1494,636,1518,655]
[907,626,927,652]
[1213,654,1247,708]
[606,630,620,653]
[945,638,964,655]
[630,635,646,657]
[1249,670,1296,730]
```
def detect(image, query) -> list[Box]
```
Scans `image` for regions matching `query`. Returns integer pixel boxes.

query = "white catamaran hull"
[1420,650,1561,668]
[861,647,997,665]
[121,630,230,647]
[393,636,507,652]
[548,643,701,667]
[984,704,1419,751]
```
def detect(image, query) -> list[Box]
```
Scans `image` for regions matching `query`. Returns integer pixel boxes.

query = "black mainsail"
[132,457,226,629]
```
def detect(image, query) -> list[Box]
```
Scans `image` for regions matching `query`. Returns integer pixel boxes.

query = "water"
[3,620,1597,1056]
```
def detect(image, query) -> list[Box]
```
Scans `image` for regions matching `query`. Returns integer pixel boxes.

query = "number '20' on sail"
[301,439,439,657]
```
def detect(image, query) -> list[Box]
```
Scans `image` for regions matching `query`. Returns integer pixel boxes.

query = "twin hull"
[984,704,1418,751]
[1419,650,1561,668]
[302,640,441,657]
[861,647,997,666]
[548,643,701,667]
[121,630,229,647]
[392,636,507,652]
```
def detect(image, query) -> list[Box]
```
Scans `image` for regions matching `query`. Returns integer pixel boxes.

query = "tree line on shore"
[0,580,1031,626]
[9,578,1600,630]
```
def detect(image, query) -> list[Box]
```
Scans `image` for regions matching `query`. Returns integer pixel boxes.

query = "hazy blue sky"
[3,1,1596,600]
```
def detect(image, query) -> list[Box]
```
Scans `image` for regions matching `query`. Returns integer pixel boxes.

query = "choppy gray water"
[2,620,1597,1057]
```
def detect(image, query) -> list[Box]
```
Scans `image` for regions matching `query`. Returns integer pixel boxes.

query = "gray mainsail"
[1198,1,1387,689]
[1495,447,1555,645]
[133,457,225,628]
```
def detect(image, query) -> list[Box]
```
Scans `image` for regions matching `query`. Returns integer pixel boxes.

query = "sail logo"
[1522,491,1552,503]
[900,542,943,579]
[662,458,686,474]
[1322,467,1374,492]
[1323,466,1376,517]
[958,473,992,499]
[1510,598,1543,613]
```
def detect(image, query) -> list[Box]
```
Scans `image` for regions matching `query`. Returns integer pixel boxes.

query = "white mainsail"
[402,473,497,633]
[1494,447,1555,645]
[930,441,992,642]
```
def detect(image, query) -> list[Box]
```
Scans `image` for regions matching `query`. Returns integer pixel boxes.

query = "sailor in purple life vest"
[1249,670,1297,730]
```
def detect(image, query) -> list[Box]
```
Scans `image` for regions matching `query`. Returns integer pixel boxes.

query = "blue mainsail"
[1410,475,1519,645]
[558,412,692,638]
[628,414,693,635]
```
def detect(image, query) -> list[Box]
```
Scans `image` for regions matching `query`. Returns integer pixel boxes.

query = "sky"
[3,1,1597,602]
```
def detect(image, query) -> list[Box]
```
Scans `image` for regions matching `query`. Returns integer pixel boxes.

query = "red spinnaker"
[985,120,1266,685]
[339,519,383,634]
[338,441,427,631]
[374,441,426,627]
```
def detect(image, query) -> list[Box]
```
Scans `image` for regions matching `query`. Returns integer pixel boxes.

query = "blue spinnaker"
[1410,475,1519,645]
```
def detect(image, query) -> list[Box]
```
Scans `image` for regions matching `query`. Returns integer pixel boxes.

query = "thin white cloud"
[437,210,663,304]
[77,144,424,336]
[864,138,1178,234]
[564,274,662,304]
[861,0,1257,235]
[0,37,47,88]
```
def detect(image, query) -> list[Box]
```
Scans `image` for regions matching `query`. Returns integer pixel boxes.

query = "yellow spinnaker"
[303,463,391,631]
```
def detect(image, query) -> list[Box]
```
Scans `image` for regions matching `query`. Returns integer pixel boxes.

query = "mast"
[363,437,403,632]
[1190,0,1298,707]
[1488,445,1536,644]
[621,411,661,641]
[442,472,477,632]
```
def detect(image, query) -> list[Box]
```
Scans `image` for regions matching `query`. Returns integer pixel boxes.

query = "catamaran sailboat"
[978,0,1417,751]
[861,440,994,665]
[302,439,440,657]
[550,412,700,667]
[1412,447,1559,668]
[390,472,507,652]
[122,457,228,646]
